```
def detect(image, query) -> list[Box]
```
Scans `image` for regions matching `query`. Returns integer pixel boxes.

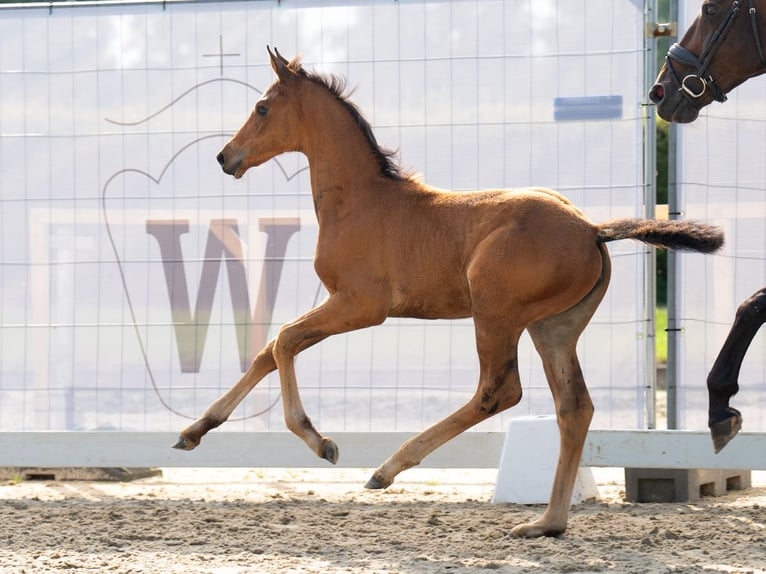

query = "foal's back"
[360,181,604,322]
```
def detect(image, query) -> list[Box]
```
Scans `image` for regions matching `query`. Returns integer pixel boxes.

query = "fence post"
[643,0,659,429]
[665,0,680,430]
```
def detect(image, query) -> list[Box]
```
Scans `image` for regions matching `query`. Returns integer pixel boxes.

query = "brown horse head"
[217,47,304,178]
[649,0,766,123]
[217,47,406,183]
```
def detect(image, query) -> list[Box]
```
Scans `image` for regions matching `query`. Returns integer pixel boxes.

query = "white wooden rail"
[0,430,763,469]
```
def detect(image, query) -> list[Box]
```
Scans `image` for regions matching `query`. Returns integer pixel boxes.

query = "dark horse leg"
[707,286,766,452]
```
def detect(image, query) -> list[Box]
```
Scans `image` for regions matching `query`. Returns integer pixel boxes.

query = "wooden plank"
[0,431,505,469]
[581,430,766,469]
[0,430,763,470]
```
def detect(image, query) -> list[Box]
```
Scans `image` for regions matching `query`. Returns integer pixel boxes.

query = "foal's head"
[217,47,303,178]
[217,47,407,181]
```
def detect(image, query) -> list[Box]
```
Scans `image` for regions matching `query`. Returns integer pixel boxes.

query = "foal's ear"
[267,46,298,84]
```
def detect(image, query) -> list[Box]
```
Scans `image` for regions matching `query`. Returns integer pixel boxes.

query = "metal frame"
[2,0,763,474]
[643,0,659,429]
[666,0,682,430]
[0,0,259,11]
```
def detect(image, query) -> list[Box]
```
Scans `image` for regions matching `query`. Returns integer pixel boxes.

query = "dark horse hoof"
[710,408,742,453]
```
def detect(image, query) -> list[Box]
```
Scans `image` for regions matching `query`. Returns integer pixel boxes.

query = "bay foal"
[176,48,723,537]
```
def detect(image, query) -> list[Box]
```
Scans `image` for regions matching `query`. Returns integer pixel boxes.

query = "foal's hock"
[176,47,724,538]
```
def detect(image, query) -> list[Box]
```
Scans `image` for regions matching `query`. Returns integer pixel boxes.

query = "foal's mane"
[288,56,411,181]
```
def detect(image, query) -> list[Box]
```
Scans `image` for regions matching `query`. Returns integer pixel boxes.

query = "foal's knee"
[272,323,314,362]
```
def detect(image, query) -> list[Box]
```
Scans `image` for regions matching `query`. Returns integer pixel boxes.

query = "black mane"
[294,63,409,181]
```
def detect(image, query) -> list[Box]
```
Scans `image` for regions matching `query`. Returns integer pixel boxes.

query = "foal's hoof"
[172,435,197,451]
[321,438,339,464]
[510,521,564,539]
[710,408,742,453]
[364,473,392,490]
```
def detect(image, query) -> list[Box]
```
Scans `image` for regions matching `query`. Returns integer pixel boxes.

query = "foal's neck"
[300,85,395,203]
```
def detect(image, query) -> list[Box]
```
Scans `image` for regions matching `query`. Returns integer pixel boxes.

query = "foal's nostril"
[649,84,665,104]
[216,152,225,167]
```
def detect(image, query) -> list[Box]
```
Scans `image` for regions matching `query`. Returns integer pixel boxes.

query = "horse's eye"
[256,104,269,116]
[703,3,719,17]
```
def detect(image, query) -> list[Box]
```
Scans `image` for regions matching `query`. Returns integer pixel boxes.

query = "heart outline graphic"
[101,77,311,421]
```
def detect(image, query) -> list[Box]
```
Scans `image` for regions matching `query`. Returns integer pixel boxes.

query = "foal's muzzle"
[216,149,244,178]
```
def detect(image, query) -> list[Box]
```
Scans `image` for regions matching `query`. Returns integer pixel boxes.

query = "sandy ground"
[0,467,764,574]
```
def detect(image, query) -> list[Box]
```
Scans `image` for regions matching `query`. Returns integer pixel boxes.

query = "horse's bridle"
[665,0,766,105]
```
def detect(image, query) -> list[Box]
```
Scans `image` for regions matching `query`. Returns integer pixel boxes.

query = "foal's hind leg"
[511,248,610,538]
[365,325,525,490]
[707,286,766,452]
[511,324,593,538]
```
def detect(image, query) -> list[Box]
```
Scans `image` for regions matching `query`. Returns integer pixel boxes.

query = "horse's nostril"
[649,84,665,104]
[216,152,225,167]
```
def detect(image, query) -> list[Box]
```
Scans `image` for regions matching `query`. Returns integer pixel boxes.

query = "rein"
[665,0,766,105]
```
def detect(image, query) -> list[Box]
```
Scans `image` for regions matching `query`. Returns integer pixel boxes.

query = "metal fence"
[1,0,652,451]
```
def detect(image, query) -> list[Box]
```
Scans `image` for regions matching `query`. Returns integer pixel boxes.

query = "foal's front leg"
[174,340,278,450]
[272,294,386,463]
[175,293,383,455]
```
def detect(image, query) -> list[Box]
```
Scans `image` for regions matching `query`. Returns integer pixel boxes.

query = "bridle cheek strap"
[749,1,766,69]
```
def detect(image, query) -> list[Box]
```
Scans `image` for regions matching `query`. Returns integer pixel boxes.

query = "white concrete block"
[492,415,599,505]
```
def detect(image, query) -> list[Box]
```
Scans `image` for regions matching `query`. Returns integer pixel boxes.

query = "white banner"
[0,0,647,433]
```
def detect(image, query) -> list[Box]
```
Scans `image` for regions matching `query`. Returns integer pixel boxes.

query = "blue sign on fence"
[553,95,623,121]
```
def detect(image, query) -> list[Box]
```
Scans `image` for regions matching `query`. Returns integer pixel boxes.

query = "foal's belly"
[388,281,473,320]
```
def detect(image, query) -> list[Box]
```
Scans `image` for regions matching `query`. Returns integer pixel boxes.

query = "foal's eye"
[256,104,269,116]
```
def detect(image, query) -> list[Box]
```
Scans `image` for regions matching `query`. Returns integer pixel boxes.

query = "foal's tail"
[596,218,724,253]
